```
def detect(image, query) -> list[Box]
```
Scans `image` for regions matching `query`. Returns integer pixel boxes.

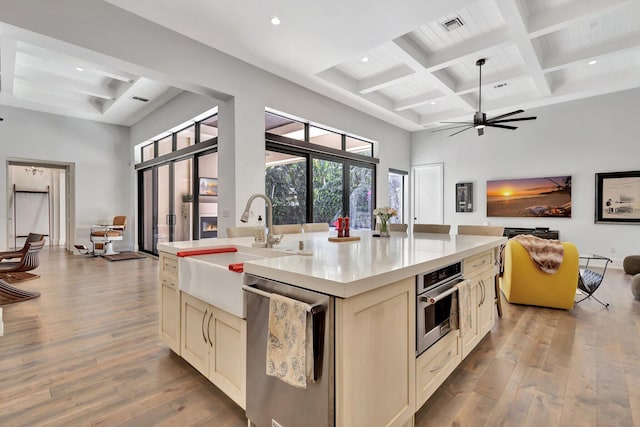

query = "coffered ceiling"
[0,26,182,126]
[2,0,640,132]
[104,0,640,132]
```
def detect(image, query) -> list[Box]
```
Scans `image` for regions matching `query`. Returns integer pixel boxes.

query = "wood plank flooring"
[1,248,639,426]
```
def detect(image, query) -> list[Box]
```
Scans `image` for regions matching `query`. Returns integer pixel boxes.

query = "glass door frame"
[136,147,217,256]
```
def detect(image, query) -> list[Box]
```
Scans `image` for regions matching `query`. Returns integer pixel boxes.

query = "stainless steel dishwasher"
[243,274,334,427]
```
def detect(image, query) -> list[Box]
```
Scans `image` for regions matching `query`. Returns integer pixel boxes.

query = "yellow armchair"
[500,239,579,310]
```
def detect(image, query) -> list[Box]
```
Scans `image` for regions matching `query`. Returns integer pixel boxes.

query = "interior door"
[412,163,444,226]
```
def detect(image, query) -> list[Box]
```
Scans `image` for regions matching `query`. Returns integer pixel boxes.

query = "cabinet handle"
[207,312,214,348]
[202,308,208,344]
[472,259,487,268]
[479,279,486,306]
[429,350,452,372]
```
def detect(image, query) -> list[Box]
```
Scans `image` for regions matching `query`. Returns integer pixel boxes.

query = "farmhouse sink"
[178,246,288,318]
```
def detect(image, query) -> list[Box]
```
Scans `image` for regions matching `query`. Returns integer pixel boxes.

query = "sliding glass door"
[139,151,217,255]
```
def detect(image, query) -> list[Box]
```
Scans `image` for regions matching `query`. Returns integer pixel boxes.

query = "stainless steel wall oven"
[416,262,463,356]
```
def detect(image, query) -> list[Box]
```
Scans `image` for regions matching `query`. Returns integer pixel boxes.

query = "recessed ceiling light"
[271,16,281,25]
[76,67,84,72]
[361,56,369,63]
[430,101,436,105]
[588,60,597,65]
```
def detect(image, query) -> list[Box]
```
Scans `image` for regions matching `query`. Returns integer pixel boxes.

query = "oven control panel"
[417,262,462,294]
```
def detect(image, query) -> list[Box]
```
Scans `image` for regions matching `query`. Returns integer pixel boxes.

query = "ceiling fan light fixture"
[474,124,485,129]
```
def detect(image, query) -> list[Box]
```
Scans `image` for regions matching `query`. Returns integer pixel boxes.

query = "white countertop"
[158,230,505,298]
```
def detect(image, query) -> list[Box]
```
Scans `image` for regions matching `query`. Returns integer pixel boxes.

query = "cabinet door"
[160,275,181,353]
[159,253,180,353]
[460,278,479,359]
[477,269,495,337]
[181,292,210,376]
[208,306,246,409]
[336,277,415,427]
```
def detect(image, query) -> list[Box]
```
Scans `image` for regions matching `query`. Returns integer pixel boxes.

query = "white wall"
[0,105,131,251]
[411,88,640,264]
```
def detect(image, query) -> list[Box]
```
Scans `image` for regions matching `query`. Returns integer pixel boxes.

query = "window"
[389,169,408,224]
[265,111,305,140]
[265,110,378,228]
[346,136,373,157]
[136,113,219,165]
[312,159,344,224]
[265,151,307,225]
[141,143,155,162]
[200,115,218,142]
[157,135,173,156]
[176,125,195,150]
[349,165,373,229]
[309,126,342,150]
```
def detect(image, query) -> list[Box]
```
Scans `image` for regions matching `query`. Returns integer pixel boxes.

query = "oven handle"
[421,285,458,304]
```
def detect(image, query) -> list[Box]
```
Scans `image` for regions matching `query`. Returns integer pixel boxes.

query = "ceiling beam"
[494,0,551,96]
[389,39,474,112]
[394,90,444,111]
[15,67,116,99]
[0,37,17,95]
[420,28,514,71]
[357,64,414,94]
[542,32,640,72]
[527,0,634,38]
[455,65,530,95]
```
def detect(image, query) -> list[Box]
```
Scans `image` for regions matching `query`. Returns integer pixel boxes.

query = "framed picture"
[486,175,572,217]
[595,170,640,223]
[456,182,473,212]
[199,177,218,196]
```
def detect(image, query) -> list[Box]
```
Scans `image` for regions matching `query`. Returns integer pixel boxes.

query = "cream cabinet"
[461,250,496,358]
[181,292,247,409]
[159,253,181,354]
[415,330,461,408]
[335,277,415,427]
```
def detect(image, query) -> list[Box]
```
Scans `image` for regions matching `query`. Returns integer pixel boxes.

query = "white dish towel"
[266,293,313,388]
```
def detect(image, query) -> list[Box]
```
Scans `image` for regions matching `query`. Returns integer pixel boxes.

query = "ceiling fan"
[434,58,536,137]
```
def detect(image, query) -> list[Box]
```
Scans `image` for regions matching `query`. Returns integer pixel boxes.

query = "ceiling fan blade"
[477,127,484,136]
[490,116,537,123]
[432,124,476,132]
[448,126,473,137]
[487,110,525,122]
[439,121,474,125]
[484,123,518,130]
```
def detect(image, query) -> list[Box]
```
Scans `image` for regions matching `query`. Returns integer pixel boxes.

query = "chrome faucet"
[240,193,282,248]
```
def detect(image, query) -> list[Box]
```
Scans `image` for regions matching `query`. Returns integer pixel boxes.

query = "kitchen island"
[158,230,505,427]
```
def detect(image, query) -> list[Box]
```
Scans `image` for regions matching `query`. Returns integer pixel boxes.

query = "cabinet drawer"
[464,251,493,276]
[161,276,177,290]
[416,331,461,408]
[161,254,179,278]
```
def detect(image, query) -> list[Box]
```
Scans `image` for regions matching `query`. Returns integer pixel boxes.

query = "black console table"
[503,227,559,240]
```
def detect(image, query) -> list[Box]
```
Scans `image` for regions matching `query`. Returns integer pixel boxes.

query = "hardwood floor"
[1,248,638,426]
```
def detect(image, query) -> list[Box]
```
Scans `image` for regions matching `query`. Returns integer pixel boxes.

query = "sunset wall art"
[486,176,572,218]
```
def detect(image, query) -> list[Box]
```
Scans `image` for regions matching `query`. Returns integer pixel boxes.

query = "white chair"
[90,216,126,255]
[302,223,330,232]
[226,226,256,237]
[413,224,450,234]
[457,225,504,236]
[271,224,303,234]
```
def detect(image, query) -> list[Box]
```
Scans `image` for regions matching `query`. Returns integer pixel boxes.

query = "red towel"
[176,247,238,257]
[228,263,244,273]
